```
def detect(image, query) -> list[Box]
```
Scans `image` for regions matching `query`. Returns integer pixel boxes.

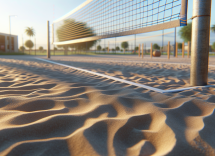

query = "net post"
[138,44,140,57]
[176,42,178,58]
[187,41,190,58]
[182,42,184,58]
[180,0,188,26]
[115,37,116,54]
[174,27,176,57]
[52,23,54,56]
[190,0,211,86]
[47,20,50,59]
[142,43,144,58]
[150,43,152,58]
[167,41,170,59]
[162,30,164,55]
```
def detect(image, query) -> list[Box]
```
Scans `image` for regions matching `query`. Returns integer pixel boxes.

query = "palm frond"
[25,27,35,37]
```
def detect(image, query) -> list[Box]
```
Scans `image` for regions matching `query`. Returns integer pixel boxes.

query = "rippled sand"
[0,56,215,156]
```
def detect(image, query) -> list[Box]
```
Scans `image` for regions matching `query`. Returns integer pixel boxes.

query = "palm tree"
[25,27,35,55]
[211,24,215,33]
[25,27,35,39]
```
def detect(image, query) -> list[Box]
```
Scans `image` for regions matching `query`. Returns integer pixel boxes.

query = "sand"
[0,55,215,156]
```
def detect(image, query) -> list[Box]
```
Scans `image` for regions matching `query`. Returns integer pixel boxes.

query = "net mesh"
[53,0,186,44]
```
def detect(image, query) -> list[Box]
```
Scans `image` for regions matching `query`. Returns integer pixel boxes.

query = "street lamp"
[9,15,17,52]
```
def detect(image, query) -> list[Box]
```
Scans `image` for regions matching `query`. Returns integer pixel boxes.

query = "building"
[0,32,18,52]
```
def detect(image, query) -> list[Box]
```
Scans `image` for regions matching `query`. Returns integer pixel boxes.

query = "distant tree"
[116,46,120,51]
[39,46,43,51]
[102,48,105,51]
[25,27,35,54]
[121,41,129,53]
[153,43,160,50]
[135,46,139,51]
[212,42,215,51]
[179,22,192,42]
[112,48,115,52]
[97,45,102,51]
[19,46,25,52]
[178,43,182,49]
[25,40,34,54]
[54,47,58,50]
[211,24,215,33]
[25,27,35,39]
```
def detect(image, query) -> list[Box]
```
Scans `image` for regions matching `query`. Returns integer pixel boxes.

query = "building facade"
[0,32,18,52]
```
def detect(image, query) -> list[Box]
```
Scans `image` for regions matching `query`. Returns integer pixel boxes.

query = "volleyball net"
[52,0,188,46]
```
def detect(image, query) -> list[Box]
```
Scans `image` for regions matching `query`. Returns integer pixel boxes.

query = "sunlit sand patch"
[0,56,214,155]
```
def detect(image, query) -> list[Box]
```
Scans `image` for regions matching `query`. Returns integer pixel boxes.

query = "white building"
[0,32,18,52]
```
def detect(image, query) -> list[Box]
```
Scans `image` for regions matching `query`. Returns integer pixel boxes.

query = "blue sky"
[0,0,215,49]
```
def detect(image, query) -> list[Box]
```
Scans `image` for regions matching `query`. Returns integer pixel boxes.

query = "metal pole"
[22,34,24,53]
[52,23,54,56]
[162,30,164,55]
[47,21,50,58]
[190,0,211,86]
[174,27,176,57]
[95,41,97,54]
[9,16,11,53]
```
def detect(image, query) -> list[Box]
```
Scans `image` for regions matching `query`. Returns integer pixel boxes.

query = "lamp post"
[9,15,17,52]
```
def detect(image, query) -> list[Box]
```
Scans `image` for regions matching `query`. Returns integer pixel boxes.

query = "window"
[12,37,14,44]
